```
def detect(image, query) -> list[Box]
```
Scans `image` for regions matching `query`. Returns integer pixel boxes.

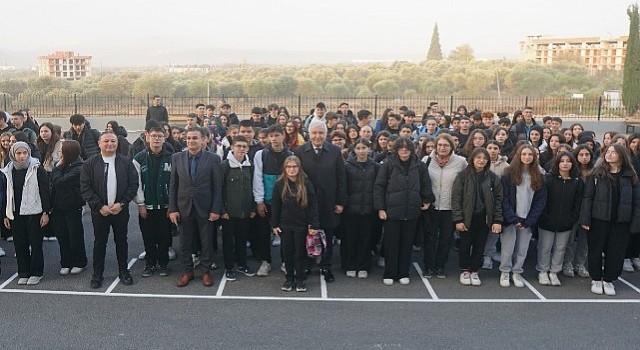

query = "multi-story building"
[37,51,92,80]
[519,35,628,74]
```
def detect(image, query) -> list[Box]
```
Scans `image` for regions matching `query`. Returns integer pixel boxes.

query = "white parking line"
[320,275,328,299]
[105,258,138,294]
[619,277,640,295]
[0,273,18,290]
[412,263,439,300]
[522,277,546,300]
[215,274,227,297]
[0,287,638,303]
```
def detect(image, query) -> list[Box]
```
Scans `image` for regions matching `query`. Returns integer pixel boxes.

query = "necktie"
[315,147,322,154]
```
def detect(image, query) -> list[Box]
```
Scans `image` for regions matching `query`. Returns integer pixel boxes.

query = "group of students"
[0,102,639,297]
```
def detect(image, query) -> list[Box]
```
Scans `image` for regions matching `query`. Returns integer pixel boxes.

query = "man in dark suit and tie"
[169,127,223,287]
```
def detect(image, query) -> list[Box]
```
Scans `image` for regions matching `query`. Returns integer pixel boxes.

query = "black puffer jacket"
[579,169,640,233]
[538,174,583,232]
[50,158,85,211]
[344,156,379,216]
[374,154,434,220]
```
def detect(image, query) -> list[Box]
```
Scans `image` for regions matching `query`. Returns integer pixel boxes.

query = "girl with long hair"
[451,147,503,286]
[491,127,514,162]
[536,151,583,286]
[36,122,62,172]
[580,143,640,296]
[482,140,509,270]
[499,144,547,288]
[270,156,319,293]
[284,120,305,151]
[461,129,488,158]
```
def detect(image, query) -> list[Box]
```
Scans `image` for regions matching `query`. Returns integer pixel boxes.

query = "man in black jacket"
[294,121,346,282]
[80,132,139,289]
[64,114,101,160]
[146,95,169,123]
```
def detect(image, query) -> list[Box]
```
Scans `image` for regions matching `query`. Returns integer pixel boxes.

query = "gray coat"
[168,150,222,218]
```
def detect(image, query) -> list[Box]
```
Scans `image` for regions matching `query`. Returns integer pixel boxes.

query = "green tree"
[0,79,28,97]
[426,23,443,61]
[243,78,276,96]
[449,44,475,62]
[274,75,297,96]
[623,3,640,116]
[372,79,400,96]
[295,78,324,96]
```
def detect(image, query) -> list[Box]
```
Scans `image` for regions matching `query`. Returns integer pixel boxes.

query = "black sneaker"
[422,268,433,279]
[225,270,237,281]
[90,276,103,289]
[436,267,446,279]
[120,270,134,285]
[142,266,154,277]
[321,269,335,283]
[296,280,307,292]
[281,279,294,292]
[158,266,169,277]
[236,266,255,277]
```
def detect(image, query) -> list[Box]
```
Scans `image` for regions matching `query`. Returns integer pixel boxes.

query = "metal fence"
[1,93,626,120]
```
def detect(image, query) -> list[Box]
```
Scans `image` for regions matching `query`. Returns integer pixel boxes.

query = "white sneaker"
[256,261,271,277]
[138,251,146,260]
[603,281,616,296]
[459,271,471,286]
[168,247,177,261]
[377,257,385,268]
[399,277,410,285]
[0,246,5,257]
[70,267,84,274]
[548,272,561,286]
[383,278,394,286]
[591,280,603,295]
[576,266,590,278]
[7,236,13,242]
[346,270,356,278]
[623,259,634,272]
[17,278,28,285]
[482,256,493,270]
[47,237,57,242]
[499,272,510,287]
[357,271,368,279]
[470,272,481,286]
[272,236,281,247]
[538,272,550,285]
[512,273,525,288]
[26,276,42,285]
[59,268,70,275]
[633,258,640,270]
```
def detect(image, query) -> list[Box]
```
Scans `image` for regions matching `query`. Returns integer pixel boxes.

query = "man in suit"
[169,127,222,287]
[294,121,346,283]
[80,132,139,289]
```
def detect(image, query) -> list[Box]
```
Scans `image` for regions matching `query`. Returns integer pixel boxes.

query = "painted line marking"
[215,273,227,297]
[412,263,438,300]
[105,258,138,294]
[0,273,18,290]
[320,274,328,299]
[619,277,640,295]
[0,288,638,303]
[523,277,546,300]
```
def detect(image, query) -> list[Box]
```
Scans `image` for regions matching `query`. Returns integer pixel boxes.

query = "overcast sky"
[1,0,632,66]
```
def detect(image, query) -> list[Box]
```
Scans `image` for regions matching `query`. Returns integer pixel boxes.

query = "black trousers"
[139,209,171,268]
[588,219,630,282]
[458,212,489,272]
[320,227,336,269]
[222,217,250,270]
[13,214,44,278]
[179,209,214,273]
[423,210,454,270]
[254,205,272,263]
[383,219,417,280]
[281,229,308,281]
[626,233,640,259]
[343,214,374,271]
[53,208,87,269]
[91,210,130,277]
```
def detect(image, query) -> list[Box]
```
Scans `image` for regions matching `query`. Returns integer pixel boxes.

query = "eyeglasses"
[233,144,249,149]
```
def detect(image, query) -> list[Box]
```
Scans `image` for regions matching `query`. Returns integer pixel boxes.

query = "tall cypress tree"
[623,4,640,116]
[426,23,443,61]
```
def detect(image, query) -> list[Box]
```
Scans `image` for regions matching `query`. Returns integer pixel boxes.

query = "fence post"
[597,96,603,121]
[73,94,78,114]
[374,95,378,119]
[525,96,529,107]
[449,95,454,114]
[147,93,150,107]
[297,95,301,116]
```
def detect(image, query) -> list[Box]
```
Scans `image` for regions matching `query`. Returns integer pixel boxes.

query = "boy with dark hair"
[266,104,280,125]
[385,113,401,135]
[337,102,357,125]
[357,109,373,129]
[64,114,101,160]
[304,102,327,130]
[250,107,267,128]
[550,117,563,133]
[219,103,240,125]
